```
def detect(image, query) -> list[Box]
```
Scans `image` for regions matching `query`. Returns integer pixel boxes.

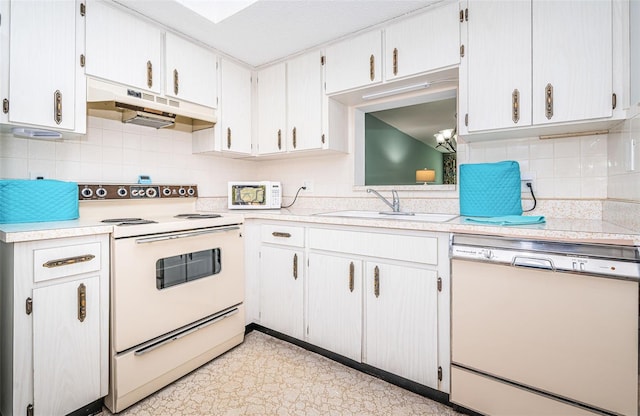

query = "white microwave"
[228,181,282,209]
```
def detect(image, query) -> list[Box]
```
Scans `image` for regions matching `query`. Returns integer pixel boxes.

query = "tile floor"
[101,331,463,415]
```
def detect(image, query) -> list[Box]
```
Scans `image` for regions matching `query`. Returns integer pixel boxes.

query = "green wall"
[365,114,443,185]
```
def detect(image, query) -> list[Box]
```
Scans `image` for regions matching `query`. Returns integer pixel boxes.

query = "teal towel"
[463,215,546,226]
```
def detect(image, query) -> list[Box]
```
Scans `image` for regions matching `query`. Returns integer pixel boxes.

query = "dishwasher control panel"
[451,244,640,280]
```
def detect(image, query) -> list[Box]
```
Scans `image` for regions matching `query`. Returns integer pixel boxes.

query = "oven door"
[112,225,244,353]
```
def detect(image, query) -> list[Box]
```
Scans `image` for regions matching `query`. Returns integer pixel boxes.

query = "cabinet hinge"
[80,3,85,17]
[321,55,325,65]
[26,297,33,315]
[438,366,443,382]
[3,98,9,114]
[26,404,33,416]
[437,277,442,292]
[321,133,325,144]
[306,325,309,335]
[612,93,617,110]
[80,54,85,67]
[465,8,468,21]
[460,44,465,58]
[464,113,469,126]
[459,9,463,22]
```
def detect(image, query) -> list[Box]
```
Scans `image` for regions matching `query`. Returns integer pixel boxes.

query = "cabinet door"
[9,0,77,130]
[307,253,362,361]
[220,59,252,155]
[259,246,303,339]
[465,0,532,132]
[325,31,382,94]
[287,51,323,152]
[257,63,286,154]
[364,262,439,388]
[165,33,217,108]
[384,3,460,81]
[532,1,612,125]
[85,0,162,93]
[33,276,101,415]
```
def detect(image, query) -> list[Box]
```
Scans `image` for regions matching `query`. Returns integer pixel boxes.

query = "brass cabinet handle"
[272,232,291,238]
[612,93,617,110]
[392,48,398,76]
[293,253,298,280]
[374,266,380,298]
[369,54,375,81]
[545,83,553,120]
[43,254,95,268]
[227,127,232,149]
[2,98,8,114]
[277,129,282,150]
[77,283,87,322]
[349,262,355,292]
[321,134,325,144]
[460,44,465,58]
[173,69,179,95]
[147,60,153,88]
[292,127,297,149]
[54,90,62,125]
[512,89,520,124]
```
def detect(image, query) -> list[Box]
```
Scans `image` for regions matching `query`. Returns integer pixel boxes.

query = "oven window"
[156,248,221,289]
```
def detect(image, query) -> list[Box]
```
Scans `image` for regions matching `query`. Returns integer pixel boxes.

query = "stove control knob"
[146,187,157,198]
[178,187,186,196]
[117,187,128,197]
[187,187,195,196]
[95,187,107,198]
[80,187,93,198]
[162,187,172,197]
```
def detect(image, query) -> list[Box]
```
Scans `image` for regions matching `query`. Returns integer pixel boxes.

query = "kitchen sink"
[315,210,458,223]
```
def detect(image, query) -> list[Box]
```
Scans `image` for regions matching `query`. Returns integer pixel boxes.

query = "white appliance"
[78,184,245,413]
[450,234,639,416]
[228,181,282,209]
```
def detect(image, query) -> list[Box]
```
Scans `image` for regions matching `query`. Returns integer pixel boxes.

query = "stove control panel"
[78,184,198,200]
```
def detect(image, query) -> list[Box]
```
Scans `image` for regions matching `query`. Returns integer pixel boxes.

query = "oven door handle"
[134,226,240,244]
[134,307,240,356]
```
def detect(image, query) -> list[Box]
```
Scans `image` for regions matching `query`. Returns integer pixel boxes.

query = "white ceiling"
[115,0,442,67]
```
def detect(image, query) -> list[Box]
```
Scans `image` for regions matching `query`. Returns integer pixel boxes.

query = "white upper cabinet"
[463,0,615,134]
[465,0,532,132]
[286,51,323,151]
[256,62,287,155]
[86,0,162,93]
[8,0,83,132]
[384,2,460,81]
[219,59,252,155]
[165,33,217,108]
[325,30,382,95]
[532,1,612,125]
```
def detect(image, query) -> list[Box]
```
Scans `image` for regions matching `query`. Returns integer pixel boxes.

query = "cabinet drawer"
[34,242,102,282]
[261,225,304,247]
[451,367,602,416]
[309,228,437,264]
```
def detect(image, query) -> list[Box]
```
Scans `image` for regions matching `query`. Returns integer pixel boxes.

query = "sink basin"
[315,210,458,223]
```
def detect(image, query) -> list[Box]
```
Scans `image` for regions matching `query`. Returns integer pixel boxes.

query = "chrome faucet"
[367,188,400,212]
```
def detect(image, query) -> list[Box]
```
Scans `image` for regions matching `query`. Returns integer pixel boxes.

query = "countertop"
[1,208,639,245]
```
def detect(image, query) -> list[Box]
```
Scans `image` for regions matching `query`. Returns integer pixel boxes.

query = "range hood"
[86,77,216,130]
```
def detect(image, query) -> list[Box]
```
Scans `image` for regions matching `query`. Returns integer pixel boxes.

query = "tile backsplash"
[457,134,608,200]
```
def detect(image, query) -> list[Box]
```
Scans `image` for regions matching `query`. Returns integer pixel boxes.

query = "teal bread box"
[0,179,79,224]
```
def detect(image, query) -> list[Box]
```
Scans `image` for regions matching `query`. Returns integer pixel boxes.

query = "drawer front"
[451,367,602,416]
[309,228,437,265]
[34,242,102,282]
[261,224,304,247]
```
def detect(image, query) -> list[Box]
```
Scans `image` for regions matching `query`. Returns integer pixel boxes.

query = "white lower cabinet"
[307,253,362,361]
[0,234,109,416]
[258,225,304,339]
[363,261,439,387]
[33,276,102,415]
[304,225,447,392]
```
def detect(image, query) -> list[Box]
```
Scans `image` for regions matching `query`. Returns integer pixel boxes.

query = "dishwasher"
[449,234,639,416]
